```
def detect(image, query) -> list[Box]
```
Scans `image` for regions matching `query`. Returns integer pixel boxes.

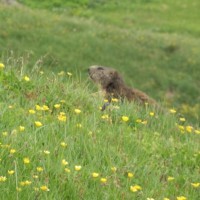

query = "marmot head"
[88,65,124,92]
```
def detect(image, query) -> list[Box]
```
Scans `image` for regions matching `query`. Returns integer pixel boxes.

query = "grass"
[0,1,200,122]
[0,60,199,199]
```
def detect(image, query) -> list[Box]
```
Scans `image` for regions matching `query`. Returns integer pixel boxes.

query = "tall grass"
[0,60,199,199]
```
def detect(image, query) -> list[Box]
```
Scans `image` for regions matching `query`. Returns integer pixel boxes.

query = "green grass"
[0,62,199,199]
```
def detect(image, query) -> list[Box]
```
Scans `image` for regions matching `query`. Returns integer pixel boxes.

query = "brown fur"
[88,65,157,105]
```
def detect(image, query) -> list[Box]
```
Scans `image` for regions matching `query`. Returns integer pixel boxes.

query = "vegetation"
[0,0,199,199]
[0,62,199,199]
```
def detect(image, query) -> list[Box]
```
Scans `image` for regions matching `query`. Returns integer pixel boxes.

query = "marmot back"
[88,65,157,105]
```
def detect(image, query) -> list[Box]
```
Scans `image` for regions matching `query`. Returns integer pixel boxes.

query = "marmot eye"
[97,67,104,70]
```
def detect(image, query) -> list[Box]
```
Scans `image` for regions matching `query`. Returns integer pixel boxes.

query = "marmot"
[88,65,157,106]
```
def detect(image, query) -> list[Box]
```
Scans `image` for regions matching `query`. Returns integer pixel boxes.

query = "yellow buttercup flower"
[40,185,50,191]
[169,109,176,114]
[0,63,5,69]
[111,167,117,173]
[67,72,72,76]
[176,196,187,200]
[10,149,16,154]
[74,109,81,114]
[100,178,107,183]
[130,185,142,192]
[0,176,7,182]
[58,113,67,122]
[111,98,119,102]
[127,172,134,178]
[23,157,30,164]
[122,116,129,122]
[36,167,44,172]
[29,109,36,114]
[149,112,155,116]
[167,176,175,181]
[92,172,99,178]
[191,182,200,188]
[54,104,61,109]
[64,168,71,173]
[60,142,67,147]
[186,125,193,133]
[8,170,15,175]
[62,159,68,166]
[44,150,50,155]
[24,76,30,81]
[19,126,25,132]
[75,165,82,171]
[35,121,43,127]
[42,105,49,111]
[179,117,186,122]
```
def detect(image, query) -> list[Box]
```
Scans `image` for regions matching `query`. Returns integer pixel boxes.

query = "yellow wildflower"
[128,172,134,178]
[169,109,176,114]
[23,157,30,164]
[10,149,16,154]
[186,126,193,133]
[35,121,43,127]
[163,198,170,200]
[40,185,50,191]
[100,178,107,183]
[111,167,117,173]
[0,176,7,182]
[179,117,186,122]
[44,150,50,155]
[167,176,175,181]
[36,167,44,172]
[62,159,68,166]
[122,116,129,122]
[130,185,142,192]
[19,126,25,132]
[191,182,200,188]
[74,109,81,114]
[24,76,30,82]
[29,109,36,114]
[33,175,39,179]
[42,105,49,111]
[111,98,119,102]
[58,113,67,122]
[92,172,99,178]
[101,114,109,119]
[35,105,42,111]
[60,142,67,147]
[104,99,108,103]
[136,119,142,123]
[8,170,15,175]
[67,72,72,76]
[0,63,5,69]
[194,130,200,134]
[64,168,71,173]
[75,165,82,171]
[176,196,187,200]
[54,104,61,109]
[149,112,155,116]
[2,131,8,136]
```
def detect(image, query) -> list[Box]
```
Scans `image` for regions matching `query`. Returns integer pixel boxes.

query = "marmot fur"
[88,65,157,105]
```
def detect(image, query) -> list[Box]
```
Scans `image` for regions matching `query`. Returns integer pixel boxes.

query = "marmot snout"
[88,65,157,105]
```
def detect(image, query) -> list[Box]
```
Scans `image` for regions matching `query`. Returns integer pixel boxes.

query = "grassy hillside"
[0,1,200,122]
[0,62,199,199]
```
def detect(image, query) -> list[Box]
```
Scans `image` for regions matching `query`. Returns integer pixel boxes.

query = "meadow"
[0,0,200,199]
[0,61,199,200]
